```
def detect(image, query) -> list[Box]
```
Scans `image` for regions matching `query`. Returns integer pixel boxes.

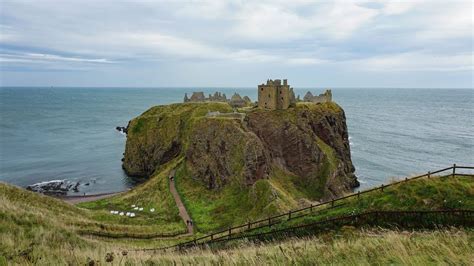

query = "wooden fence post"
[357,190,360,199]
[310,204,313,212]
[288,210,292,220]
[228,228,231,239]
[428,171,431,178]
[210,234,213,241]
[381,184,384,192]
[452,164,456,178]
[248,221,251,230]
[268,217,271,226]
[331,199,334,207]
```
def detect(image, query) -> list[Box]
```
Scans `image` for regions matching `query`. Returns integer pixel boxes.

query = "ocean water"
[0,87,473,194]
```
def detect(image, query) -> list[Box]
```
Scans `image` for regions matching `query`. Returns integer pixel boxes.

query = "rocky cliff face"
[123,102,358,200]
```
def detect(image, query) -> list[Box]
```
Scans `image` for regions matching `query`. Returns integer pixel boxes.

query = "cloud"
[350,52,473,72]
[230,1,378,41]
[0,0,472,86]
[288,57,328,65]
[0,52,114,64]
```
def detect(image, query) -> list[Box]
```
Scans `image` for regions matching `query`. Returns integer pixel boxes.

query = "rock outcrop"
[26,180,81,196]
[122,102,358,200]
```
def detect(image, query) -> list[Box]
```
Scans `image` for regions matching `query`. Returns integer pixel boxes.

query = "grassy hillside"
[0,158,189,264]
[1,173,472,264]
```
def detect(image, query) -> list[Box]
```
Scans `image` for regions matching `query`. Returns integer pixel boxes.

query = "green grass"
[76,157,186,236]
[173,161,300,233]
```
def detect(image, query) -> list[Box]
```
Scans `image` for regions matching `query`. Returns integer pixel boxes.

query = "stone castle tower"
[258,79,296,110]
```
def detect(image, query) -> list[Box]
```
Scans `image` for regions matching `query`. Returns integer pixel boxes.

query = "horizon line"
[1,86,473,90]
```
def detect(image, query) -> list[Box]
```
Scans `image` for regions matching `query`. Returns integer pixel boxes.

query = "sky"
[0,0,472,88]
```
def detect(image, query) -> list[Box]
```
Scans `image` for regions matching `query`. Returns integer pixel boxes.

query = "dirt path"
[60,191,124,204]
[169,169,194,235]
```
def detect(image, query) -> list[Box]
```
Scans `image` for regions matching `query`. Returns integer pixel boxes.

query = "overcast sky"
[0,0,472,88]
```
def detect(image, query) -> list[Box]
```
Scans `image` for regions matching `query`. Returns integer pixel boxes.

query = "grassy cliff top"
[129,101,344,135]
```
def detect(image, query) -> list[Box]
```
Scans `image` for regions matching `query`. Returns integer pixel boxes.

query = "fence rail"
[78,229,187,239]
[152,164,473,251]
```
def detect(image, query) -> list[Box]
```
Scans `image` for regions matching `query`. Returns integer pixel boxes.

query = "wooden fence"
[186,209,474,250]
[144,164,473,251]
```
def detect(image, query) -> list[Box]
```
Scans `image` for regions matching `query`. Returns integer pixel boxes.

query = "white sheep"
[119,212,124,216]
[126,212,131,216]
[134,207,139,210]
[139,207,144,211]
[130,213,136,218]
[110,210,115,214]
[131,204,136,208]
[150,208,155,212]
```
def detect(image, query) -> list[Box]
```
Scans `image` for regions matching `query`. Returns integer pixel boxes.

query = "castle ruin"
[184,91,251,107]
[184,91,228,103]
[257,79,296,110]
[303,90,332,103]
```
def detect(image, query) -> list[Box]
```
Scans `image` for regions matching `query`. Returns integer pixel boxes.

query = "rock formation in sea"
[122,99,358,200]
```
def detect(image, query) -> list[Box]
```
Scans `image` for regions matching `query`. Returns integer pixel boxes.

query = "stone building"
[229,93,246,108]
[184,91,252,107]
[209,92,227,102]
[258,79,296,110]
[303,90,332,103]
[185,92,206,102]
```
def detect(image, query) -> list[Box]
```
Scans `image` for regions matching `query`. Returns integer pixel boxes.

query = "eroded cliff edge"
[122,102,358,200]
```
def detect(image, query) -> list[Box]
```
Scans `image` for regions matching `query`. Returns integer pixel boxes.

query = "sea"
[0,87,473,194]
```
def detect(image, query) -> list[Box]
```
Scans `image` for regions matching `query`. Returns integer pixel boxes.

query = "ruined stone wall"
[279,86,291,109]
[303,90,332,104]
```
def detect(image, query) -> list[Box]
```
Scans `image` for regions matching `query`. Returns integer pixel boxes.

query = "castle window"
[261,88,263,91]
[268,94,271,98]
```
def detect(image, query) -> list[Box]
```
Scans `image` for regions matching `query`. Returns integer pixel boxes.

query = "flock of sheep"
[109,204,156,218]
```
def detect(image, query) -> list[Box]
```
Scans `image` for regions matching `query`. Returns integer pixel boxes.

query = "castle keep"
[258,79,296,110]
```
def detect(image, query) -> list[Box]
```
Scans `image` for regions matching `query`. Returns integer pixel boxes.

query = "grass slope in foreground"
[0,173,473,264]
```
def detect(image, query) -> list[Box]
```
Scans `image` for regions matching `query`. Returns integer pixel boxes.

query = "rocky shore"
[26,179,92,196]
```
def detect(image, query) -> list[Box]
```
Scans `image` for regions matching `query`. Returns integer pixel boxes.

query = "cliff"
[123,102,358,201]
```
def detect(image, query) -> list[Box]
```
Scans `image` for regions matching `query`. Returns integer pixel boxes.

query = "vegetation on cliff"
[121,102,358,231]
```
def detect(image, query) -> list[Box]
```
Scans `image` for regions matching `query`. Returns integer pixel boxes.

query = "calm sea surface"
[0,87,473,194]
